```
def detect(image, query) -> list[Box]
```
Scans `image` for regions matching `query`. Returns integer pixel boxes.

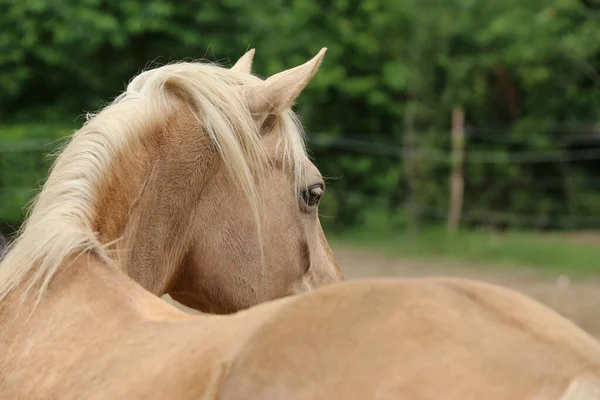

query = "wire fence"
[310,134,600,163]
[334,190,600,230]
[3,133,600,230]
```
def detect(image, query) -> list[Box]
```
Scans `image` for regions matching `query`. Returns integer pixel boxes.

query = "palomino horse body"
[1,48,600,399]
[3,259,600,399]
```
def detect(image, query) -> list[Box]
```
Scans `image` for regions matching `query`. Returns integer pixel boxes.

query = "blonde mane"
[0,60,308,304]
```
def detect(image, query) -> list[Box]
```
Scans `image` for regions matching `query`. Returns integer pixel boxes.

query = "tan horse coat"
[2,255,600,399]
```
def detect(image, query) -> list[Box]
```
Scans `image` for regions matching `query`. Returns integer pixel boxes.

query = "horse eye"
[301,184,324,208]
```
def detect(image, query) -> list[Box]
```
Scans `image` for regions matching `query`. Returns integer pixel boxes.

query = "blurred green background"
[3,0,600,271]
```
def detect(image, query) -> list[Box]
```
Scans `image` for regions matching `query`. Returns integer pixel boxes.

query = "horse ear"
[231,48,255,74]
[246,48,327,117]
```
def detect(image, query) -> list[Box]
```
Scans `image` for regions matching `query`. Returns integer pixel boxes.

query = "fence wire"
[3,135,600,230]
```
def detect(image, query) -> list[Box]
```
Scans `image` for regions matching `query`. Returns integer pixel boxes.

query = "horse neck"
[96,109,218,295]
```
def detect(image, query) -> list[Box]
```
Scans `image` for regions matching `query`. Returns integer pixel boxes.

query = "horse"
[0,48,342,315]
[2,48,600,399]
[0,48,343,398]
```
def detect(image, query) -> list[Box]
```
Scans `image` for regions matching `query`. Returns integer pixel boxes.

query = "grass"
[328,227,600,276]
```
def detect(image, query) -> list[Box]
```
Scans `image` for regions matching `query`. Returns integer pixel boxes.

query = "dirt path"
[164,244,600,338]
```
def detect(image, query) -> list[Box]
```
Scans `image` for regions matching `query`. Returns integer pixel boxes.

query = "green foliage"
[2,0,600,232]
[0,124,74,228]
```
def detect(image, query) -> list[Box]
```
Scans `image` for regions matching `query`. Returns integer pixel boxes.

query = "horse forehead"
[261,133,305,160]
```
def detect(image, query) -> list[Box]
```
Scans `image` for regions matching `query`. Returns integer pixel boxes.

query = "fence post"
[447,106,465,231]
[403,101,419,235]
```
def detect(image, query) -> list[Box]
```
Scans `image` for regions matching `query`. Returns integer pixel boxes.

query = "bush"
[0,123,75,231]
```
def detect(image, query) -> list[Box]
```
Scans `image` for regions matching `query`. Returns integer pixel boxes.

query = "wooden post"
[447,106,465,231]
[403,101,419,235]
